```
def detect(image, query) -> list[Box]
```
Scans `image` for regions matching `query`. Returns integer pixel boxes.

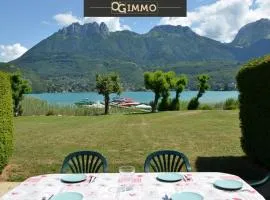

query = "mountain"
[1,19,270,92]
[231,19,270,48]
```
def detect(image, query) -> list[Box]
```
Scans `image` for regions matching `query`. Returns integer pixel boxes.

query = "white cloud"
[160,0,270,42]
[0,43,28,62]
[53,12,80,26]
[53,12,130,32]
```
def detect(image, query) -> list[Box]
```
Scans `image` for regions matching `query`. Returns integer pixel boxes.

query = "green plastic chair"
[60,151,108,173]
[144,150,192,172]
[250,172,270,187]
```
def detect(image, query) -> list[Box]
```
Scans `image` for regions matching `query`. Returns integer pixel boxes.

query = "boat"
[135,104,152,110]
[85,101,105,108]
[111,97,140,107]
[74,98,95,106]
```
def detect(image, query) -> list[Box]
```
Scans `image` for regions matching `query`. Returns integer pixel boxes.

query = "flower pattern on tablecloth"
[1,172,265,200]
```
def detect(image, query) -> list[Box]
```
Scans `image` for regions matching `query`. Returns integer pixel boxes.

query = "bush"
[158,98,171,111]
[236,55,270,168]
[46,110,55,116]
[187,97,199,110]
[199,104,213,110]
[0,71,13,172]
[223,98,239,110]
[170,98,180,111]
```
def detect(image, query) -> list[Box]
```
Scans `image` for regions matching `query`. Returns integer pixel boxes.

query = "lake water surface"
[28,91,239,105]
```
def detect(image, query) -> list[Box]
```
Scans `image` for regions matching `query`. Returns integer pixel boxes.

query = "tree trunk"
[175,91,180,101]
[104,95,110,115]
[152,93,159,113]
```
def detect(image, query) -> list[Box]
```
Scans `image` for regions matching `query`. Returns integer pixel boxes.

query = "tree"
[96,73,122,115]
[158,71,176,111]
[10,72,32,116]
[144,71,169,112]
[188,74,210,110]
[171,75,188,110]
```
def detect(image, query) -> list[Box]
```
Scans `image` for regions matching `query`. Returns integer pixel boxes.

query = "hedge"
[236,55,270,168]
[0,71,13,172]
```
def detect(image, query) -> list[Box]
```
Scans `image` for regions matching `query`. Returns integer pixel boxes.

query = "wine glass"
[118,166,135,192]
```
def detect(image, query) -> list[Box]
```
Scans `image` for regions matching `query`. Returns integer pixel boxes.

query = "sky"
[0,0,270,62]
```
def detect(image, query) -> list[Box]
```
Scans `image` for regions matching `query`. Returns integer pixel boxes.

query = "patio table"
[1,172,265,200]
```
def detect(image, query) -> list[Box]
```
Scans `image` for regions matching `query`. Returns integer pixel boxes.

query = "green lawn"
[3,110,252,181]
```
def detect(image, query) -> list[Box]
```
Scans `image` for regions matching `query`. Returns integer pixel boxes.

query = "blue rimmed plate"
[51,192,83,200]
[214,179,243,190]
[171,192,203,200]
[60,174,87,183]
[156,173,183,182]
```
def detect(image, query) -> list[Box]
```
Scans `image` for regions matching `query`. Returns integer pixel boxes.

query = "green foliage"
[170,99,180,111]
[187,97,200,110]
[145,71,189,112]
[1,59,240,92]
[199,104,213,110]
[223,98,239,110]
[96,73,122,114]
[158,95,171,111]
[0,71,13,172]
[236,54,270,168]
[188,74,210,110]
[46,110,55,116]
[171,75,188,111]
[159,71,176,111]
[196,74,210,98]
[144,71,170,112]
[10,72,31,116]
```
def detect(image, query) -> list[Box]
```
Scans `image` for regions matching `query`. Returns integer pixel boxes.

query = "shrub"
[0,71,13,172]
[158,97,171,111]
[223,98,239,110]
[213,102,224,110]
[46,110,55,116]
[187,97,199,110]
[236,54,270,168]
[170,98,180,111]
[200,104,213,110]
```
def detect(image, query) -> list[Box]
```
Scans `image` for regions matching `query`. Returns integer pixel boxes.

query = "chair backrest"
[144,150,192,172]
[60,151,108,173]
[250,172,270,187]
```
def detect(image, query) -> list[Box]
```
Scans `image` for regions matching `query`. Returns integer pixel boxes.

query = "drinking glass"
[118,166,135,192]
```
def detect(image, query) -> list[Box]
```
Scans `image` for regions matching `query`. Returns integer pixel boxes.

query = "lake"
[28,91,239,105]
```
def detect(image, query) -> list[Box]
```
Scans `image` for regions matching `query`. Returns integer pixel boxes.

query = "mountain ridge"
[231,18,270,47]
[1,19,270,92]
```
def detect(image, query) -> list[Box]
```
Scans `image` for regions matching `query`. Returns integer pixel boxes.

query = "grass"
[2,110,254,182]
[21,96,236,118]
[21,96,144,116]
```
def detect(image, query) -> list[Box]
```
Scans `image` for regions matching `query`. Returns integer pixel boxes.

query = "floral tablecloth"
[1,172,265,200]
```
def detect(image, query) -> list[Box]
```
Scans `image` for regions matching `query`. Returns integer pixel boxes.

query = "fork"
[88,175,97,183]
[92,176,97,182]
[42,194,54,200]
[88,175,93,183]
[162,194,171,200]
[183,175,190,182]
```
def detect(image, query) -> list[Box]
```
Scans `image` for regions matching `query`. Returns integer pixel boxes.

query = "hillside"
[1,19,270,92]
[231,19,270,48]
